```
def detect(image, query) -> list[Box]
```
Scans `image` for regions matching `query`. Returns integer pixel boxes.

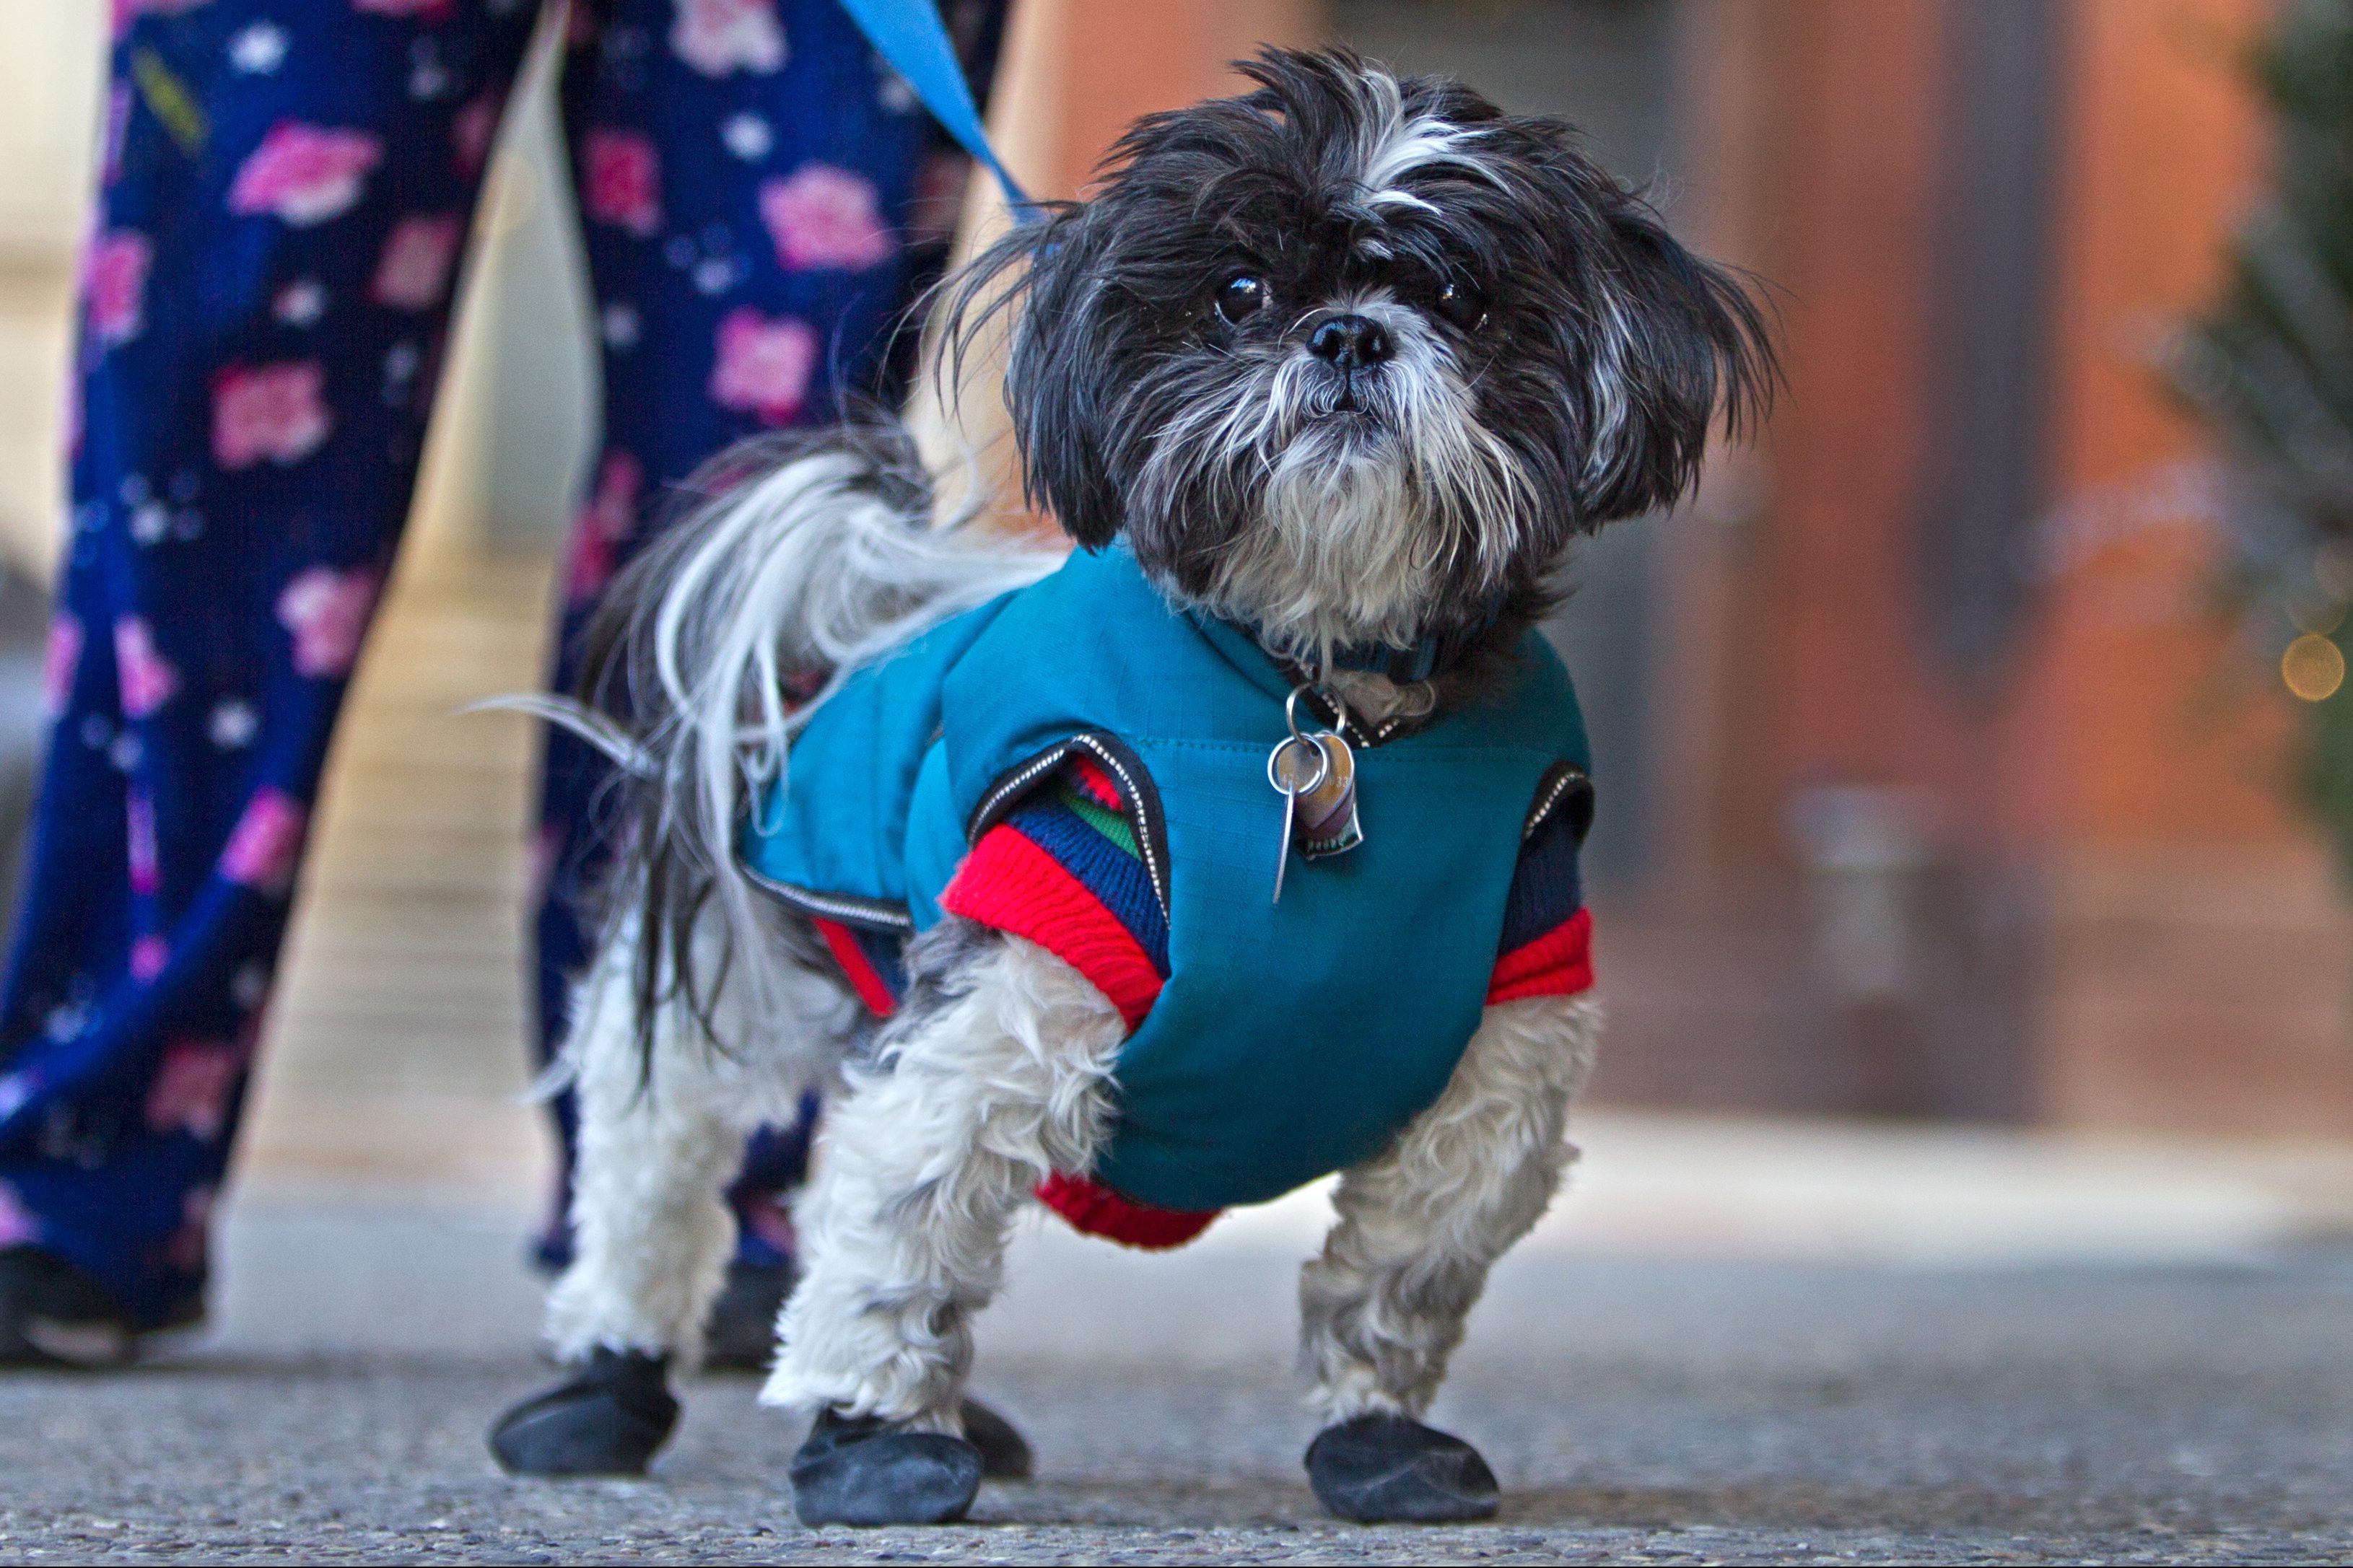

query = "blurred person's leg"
[528,0,1008,1323]
[0,0,540,1362]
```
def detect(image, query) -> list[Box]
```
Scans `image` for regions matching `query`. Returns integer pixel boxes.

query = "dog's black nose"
[1307,315,1394,370]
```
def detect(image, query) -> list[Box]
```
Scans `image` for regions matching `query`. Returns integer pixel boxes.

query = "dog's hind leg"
[541,921,762,1371]
[489,916,781,1477]
[1296,992,1602,1523]
[764,920,1126,1525]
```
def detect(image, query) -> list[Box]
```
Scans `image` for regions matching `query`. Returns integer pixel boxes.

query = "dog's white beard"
[1194,316,1532,666]
[1224,437,1432,661]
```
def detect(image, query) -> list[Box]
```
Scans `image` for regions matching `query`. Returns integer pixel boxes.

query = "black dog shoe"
[789,1407,983,1526]
[490,1346,679,1476]
[702,1258,795,1372]
[722,1254,1029,1481]
[958,1396,1032,1481]
[1305,1412,1501,1523]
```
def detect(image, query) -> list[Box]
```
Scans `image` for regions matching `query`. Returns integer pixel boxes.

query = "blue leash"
[834,0,1039,220]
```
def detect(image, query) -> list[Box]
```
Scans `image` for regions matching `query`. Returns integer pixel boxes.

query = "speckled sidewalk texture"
[3,1198,2351,1565]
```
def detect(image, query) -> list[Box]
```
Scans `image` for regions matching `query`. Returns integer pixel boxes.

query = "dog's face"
[962,48,1773,665]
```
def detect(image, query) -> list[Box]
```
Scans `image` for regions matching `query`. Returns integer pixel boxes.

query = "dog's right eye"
[1214,274,1270,325]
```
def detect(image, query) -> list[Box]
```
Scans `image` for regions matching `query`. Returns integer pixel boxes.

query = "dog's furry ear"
[940,208,1127,548]
[1573,205,1778,526]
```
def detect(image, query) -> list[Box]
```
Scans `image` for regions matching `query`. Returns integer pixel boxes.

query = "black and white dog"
[489,48,1771,1526]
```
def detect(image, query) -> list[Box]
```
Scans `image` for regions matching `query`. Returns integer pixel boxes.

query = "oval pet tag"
[1293,732,1363,859]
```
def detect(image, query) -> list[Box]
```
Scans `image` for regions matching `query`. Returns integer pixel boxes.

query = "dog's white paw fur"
[1301,992,1600,1422]
[541,905,855,1370]
[761,933,1127,1426]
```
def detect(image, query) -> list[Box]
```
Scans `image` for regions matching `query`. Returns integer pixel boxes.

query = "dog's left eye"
[1215,274,1270,325]
[1433,279,1488,331]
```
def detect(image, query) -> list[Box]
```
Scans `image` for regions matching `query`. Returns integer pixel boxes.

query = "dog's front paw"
[1304,1413,1501,1523]
[489,1347,679,1476]
[789,1408,983,1526]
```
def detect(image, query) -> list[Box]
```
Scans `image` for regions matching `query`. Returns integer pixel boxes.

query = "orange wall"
[1714,1,2052,865]
[1010,0,1321,201]
[1739,2,1947,813]
[1721,0,2289,862]
[1667,0,2352,1133]
[2036,0,2295,848]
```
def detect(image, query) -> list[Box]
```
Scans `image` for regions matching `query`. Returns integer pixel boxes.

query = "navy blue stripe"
[1005,797,1172,976]
[850,923,909,1006]
[1498,810,1584,955]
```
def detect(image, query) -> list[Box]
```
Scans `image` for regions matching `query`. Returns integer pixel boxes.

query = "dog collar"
[1321,599,1506,685]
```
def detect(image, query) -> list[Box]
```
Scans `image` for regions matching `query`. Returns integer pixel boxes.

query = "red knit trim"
[940,827,1165,1030]
[1068,754,1123,810]
[1487,906,1595,1004]
[1034,1172,1218,1249]
[812,916,898,1017]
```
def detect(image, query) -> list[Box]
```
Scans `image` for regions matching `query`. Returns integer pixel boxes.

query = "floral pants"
[0,0,1003,1329]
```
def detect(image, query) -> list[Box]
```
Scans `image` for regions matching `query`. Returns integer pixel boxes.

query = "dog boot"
[701,1257,795,1372]
[489,1346,679,1476]
[957,1396,1033,1481]
[725,1256,1032,1481]
[788,1407,983,1526]
[1304,1412,1501,1523]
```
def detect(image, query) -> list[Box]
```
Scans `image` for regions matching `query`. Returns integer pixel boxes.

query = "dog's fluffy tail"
[568,424,1057,1045]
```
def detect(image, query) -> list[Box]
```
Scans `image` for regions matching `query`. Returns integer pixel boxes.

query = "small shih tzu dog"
[489,48,1771,1526]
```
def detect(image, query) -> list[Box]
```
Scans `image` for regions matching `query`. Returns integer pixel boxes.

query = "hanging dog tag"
[1267,685,1368,902]
[1292,730,1363,860]
[1267,732,1327,904]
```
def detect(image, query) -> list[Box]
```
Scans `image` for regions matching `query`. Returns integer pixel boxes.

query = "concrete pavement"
[3,1152,2353,1564]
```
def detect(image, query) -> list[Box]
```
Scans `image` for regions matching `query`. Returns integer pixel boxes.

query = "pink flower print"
[146,1040,242,1140]
[114,617,178,719]
[759,165,893,272]
[354,0,453,15]
[228,123,383,227]
[671,0,786,76]
[85,232,152,349]
[219,787,306,893]
[129,935,169,982]
[128,790,159,896]
[710,310,817,425]
[41,616,81,717]
[564,533,612,605]
[566,451,643,603]
[211,361,331,470]
[371,214,463,311]
[738,1192,797,1258]
[276,566,380,679]
[0,1180,37,1248]
[452,91,502,178]
[582,131,662,237]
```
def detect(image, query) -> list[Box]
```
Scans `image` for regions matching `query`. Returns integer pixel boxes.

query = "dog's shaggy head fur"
[951,46,1776,667]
